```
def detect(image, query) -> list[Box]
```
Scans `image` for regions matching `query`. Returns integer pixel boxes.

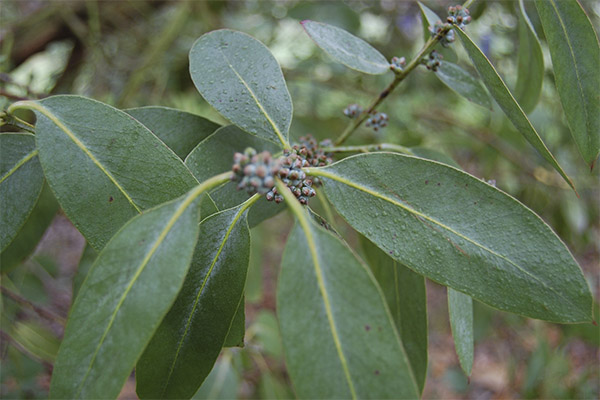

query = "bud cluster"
[266,148,316,205]
[295,135,334,168]
[365,111,389,132]
[425,50,443,72]
[231,147,279,195]
[430,21,455,47]
[343,103,363,119]
[390,56,406,73]
[447,5,471,30]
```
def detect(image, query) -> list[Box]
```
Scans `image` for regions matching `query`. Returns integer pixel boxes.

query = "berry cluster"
[266,149,316,205]
[447,5,471,30]
[429,21,455,47]
[343,104,363,118]
[390,56,406,73]
[231,148,279,195]
[425,50,443,72]
[365,111,389,132]
[295,135,334,167]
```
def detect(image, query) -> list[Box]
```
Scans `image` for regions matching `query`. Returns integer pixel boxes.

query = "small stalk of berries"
[343,104,363,119]
[365,111,388,132]
[447,5,471,30]
[390,56,406,73]
[231,148,280,195]
[429,21,455,47]
[266,147,317,205]
[424,50,443,72]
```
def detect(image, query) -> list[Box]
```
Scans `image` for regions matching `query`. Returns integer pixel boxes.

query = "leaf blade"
[448,288,473,376]
[435,61,492,109]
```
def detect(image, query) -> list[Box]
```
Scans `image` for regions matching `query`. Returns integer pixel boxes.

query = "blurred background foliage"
[1,0,598,398]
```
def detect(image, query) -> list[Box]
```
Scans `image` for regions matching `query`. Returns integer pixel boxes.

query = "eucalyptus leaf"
[447,288,473,376]
[125,106,220,159]
[0,133,44,252]
[223,297,245,348]
[9,96,199,250]
[309,153,592,323]
[360,236,428,394]
[278,212,419,399]
[192,351,240,400]
[136,200,253,399]
[514,0,544,114]
[417,2,458,62]
[534,0,600,167]
[50,191,202,399]
[435,61,491,109]
[189,30,292,146]
[455,28,575,191]
[301,20,390,75]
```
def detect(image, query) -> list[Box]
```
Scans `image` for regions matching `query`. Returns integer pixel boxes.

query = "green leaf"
[136,199,253,399]
[189,30,292,147]
[447,288,473,376]
[277,209,419,398]
[50,189,203,399]
[185,125,283,227]
[360,236,428,394]
[435,61,492,109]
[223,297,245,348]
[11,320,60,363]
[417,2,458,62]
[534,0,600,167]
[0,133,44,252]
[72,244,97,302]
[9,96,199,250]
[1,183,58,274]
[192,351,240,400]
[455,28,575,191]
[514,0,544,114]
[125,106,220,159]
[301,20,390,75]
[309,153,592,323]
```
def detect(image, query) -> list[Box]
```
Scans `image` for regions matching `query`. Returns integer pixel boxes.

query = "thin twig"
[0,286,65,325]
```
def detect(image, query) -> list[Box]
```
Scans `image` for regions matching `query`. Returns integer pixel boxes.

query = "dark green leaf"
[417,2,458,62]
[0,133,44,252]
[125,106,220,159]
[192,351,240,400]
[50,191,202,399]
[360,236,428,394]
[309,153,592,323]
[534,0,600,167]
[223,297,245,348]
[455,28,575,191]
[436,61,492,109]
[72,244,97,302]
[448,288,473,376]
[278,210,419,398]
[189,30,292,146]
[514,0,544,114]
[301,20,390,75]
[136,199,253,399]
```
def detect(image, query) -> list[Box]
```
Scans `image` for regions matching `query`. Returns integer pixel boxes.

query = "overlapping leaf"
[309,153,592,323]
[436,61,491,109]
[448,288,473,376]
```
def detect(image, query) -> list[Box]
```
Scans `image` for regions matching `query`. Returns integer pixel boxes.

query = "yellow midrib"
[0,149,38,185]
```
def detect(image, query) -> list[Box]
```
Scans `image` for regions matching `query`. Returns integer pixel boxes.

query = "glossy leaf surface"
[125,106,220,159]
[311,153,592,323]
[448,288,473,376]
[301,20,390,75]
[224,299,245,348]
[535,0,600,166]
[50,193,201,399]
[0,133,44,252]
[278,216,419,399]
[514,0,544,114]
[189,30,292,146]
[455,28,574,191]
[360,236,428,393]
[11,96,199,250]
[436,61,491,109]
[136,202,251,399]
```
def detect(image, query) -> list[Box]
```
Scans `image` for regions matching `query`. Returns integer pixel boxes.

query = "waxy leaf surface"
[455,29,574,191]
[189,30,292,146]
[50,193,201,399]
[313,153,592,323]
[535,0,600,166]
[13,96,198,250]
[278,217,419,399]
[448,288,473,376]
[515,0,544,114]
[436,61,491,109]
[0,133,44,252]
[126,106,220,159]
[301,20,390,74]
[136,202,251,399]
[360,236,428,394]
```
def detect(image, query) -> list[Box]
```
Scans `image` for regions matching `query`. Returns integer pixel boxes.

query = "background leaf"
[534,0,600,167]
[11,96,199,250]
[301,20,390,74]
[310,153,592,323]
[447,288,474,376]
[278,216,419,399]
[435,61,491,109]
[50,192,201,399]
[189,29,292,146]
[192,351,240,400]
[136,202,251,399]
[0,133,44,252]
[455,28,575,191]
[360,236,428,394]
[514,0,544,114]
[125,106,220,159]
